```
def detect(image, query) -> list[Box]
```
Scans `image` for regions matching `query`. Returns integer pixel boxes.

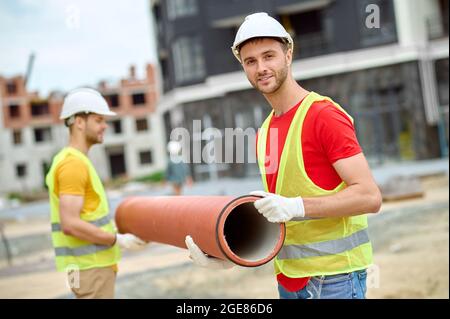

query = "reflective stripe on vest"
[51,215,112,232]
[291,216,322,221]
[278,228,370,259]
[55,244,113,257]
[256,91,373,277]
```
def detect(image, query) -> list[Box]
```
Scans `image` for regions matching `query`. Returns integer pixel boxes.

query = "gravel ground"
[0,174,448,299]
[111,207,448,299]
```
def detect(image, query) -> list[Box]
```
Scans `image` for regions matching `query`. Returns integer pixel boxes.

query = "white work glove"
[250,191,305,223]
[185,235,234,270]
[115,233,147,251]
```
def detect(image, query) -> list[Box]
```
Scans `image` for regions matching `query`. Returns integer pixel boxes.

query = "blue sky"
[0,0,157,96]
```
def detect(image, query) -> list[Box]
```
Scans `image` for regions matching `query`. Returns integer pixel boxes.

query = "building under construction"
[0,64,166,194]
[151,0,449,181]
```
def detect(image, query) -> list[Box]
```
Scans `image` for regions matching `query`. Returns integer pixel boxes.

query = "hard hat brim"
[59,110,117,120]
[96,110,117,117]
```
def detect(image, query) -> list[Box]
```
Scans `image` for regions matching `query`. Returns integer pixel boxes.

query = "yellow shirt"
[54,154,100,216]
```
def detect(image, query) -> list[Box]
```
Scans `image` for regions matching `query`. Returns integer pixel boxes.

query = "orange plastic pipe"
[115,195,285,267]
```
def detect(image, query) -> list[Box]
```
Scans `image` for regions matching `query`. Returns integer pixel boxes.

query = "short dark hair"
[238,37,289,55]
[65,112,91,131]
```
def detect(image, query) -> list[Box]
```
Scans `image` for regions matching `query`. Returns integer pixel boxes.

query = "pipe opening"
[223,202,282,263]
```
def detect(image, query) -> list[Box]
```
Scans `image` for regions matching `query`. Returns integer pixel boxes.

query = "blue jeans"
[278,270,367,299]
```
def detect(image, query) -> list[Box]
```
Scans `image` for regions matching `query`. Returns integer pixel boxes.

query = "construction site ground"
[0,173,448,299]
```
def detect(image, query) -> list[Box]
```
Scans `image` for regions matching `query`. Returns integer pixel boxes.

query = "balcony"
[281,8,331,60]
[206,0,259,26]
[427,13,449,40]
[293,31,330,59]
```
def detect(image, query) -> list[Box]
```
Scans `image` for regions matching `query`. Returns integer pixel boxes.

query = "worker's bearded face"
[84,114,107,145]
[240,38,290,95]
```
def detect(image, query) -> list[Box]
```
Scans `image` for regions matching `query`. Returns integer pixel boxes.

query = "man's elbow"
[61,221,76,236]
[366,188,382,214]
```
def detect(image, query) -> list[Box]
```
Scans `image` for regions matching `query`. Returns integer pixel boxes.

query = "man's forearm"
[62,218,116,246]
[303,184,381,218]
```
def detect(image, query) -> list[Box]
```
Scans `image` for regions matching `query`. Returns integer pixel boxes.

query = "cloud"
[0,0,156,95]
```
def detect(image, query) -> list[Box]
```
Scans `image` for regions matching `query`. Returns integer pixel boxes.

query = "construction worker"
[46,88,148,299]
[165,140,193,195]
[186,12,382,299]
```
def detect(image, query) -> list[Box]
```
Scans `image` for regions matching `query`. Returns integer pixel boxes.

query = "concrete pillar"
[394,0,442,47]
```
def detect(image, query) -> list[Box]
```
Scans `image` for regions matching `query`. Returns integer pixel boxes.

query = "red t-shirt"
[258,97,362,292]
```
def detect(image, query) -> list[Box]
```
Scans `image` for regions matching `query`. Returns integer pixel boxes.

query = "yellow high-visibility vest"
[46,147,121,272]
[257,92,373,277]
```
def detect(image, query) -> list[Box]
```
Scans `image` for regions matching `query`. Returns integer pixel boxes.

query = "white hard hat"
[231,12,294,63]
[60,87,116,120]
[167,141,181,155]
